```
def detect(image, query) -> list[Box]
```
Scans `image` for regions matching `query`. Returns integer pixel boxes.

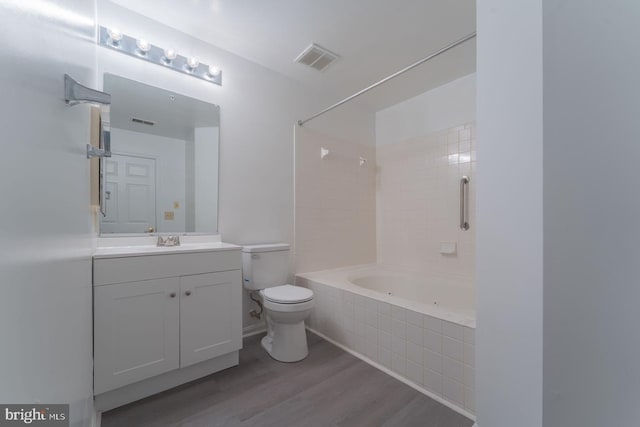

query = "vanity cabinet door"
[179,270,242,368]
[94,278,180,394]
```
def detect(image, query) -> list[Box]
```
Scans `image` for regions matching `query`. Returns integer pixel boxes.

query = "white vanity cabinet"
[94,277,180,394]
[93,244,242,410]
[179,270,242,367]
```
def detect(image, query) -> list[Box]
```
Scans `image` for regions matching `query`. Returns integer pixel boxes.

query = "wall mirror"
[100,74,219,235]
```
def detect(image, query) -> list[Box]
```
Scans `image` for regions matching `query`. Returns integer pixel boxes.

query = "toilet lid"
[263,285,313,304]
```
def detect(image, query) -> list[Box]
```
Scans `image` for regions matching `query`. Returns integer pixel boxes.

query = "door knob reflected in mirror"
[169,292,176,298]
[185,291,192,296]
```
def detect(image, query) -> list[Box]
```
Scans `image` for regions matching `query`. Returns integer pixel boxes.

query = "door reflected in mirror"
[101,74,219,235]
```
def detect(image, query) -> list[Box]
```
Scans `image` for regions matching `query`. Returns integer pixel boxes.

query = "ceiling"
[109,0,476,111]
[105,74,219,141]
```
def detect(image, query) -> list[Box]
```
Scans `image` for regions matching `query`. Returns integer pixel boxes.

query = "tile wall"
[295,127,376,273]
[298,277,476,416]
[376,123,476,281]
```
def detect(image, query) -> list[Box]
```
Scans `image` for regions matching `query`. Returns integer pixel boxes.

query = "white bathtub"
[296,264,476,418]
[298,264,475,327]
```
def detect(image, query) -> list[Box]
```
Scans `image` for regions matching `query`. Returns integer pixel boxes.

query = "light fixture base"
[97,26,222,86]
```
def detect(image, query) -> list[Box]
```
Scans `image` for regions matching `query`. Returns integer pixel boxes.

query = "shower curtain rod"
[297,32,477,127]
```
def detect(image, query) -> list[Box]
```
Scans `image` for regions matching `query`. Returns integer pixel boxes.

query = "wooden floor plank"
[102,332,473,427]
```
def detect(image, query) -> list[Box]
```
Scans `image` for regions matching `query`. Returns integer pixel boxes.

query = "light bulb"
[163,48,177,63]
[207,65,220,77]
[136,38,151,53]
[187,57,199,70]
[107,27,123,45]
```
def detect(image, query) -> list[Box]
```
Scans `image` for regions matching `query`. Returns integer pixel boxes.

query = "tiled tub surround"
[295,126,376,273]
[296,266,475,419]
[376,123,476,281]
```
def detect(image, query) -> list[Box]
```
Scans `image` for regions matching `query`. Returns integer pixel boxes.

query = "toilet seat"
[262,285,313,304]
[262,297,314,313]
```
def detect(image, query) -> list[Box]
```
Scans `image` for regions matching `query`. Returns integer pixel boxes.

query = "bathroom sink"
[94,238,241,259]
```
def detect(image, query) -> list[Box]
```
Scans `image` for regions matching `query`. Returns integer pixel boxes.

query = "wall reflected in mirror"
[101,74,219,235]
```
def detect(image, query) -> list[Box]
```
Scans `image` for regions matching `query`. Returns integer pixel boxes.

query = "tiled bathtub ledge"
[300,279,476,420]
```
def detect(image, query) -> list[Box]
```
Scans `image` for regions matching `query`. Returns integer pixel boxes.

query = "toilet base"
[262,317,309,363]
[261,335,273,354]
[259,296,314,363]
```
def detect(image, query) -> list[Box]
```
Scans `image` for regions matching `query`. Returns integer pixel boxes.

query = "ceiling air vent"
[294,43,339,72]
[131,117,155,126]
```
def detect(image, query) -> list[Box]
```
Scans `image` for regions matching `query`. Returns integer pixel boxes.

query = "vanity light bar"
[97,26,222,86]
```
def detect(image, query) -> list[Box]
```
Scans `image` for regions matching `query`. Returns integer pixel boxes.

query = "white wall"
[543,1,640,426]
[110,127,187,232]
[476,1,543,426]
[97,1,375,330]
[0,1,96,426]
[376,74,476,146]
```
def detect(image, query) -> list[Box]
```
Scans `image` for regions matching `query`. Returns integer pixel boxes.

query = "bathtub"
[296,264,476,418]
[298,264,475,327]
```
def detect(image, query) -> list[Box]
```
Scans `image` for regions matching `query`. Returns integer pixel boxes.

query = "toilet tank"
[241,243,290,291]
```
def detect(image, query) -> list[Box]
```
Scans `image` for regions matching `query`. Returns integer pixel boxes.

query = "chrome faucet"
[157,235,180,247]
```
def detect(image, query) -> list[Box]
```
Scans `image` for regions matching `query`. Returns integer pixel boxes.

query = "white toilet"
[242,243,314,362]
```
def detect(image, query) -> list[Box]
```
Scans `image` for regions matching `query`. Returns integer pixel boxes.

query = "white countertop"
[94,236,242,259]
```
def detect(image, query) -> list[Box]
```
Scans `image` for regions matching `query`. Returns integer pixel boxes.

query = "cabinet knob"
[169,292,176,298]
[185,290,192,296]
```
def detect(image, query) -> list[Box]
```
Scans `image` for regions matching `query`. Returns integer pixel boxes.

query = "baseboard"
[306,327,476,422]
[243,323,266,338]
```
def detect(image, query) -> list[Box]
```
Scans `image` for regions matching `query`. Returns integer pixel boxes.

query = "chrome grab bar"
[460,176,470,230]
